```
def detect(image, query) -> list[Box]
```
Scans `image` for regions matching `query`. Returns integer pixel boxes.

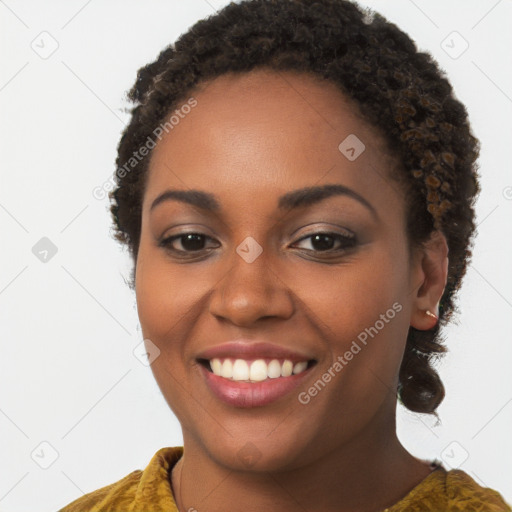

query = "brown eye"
[293,232,357,253]
[159,233,218,254]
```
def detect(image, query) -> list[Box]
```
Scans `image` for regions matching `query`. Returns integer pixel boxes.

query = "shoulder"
[57,446,183,512]
[387,466,511,512]
[444,469,511,511]
[57,470,143,512]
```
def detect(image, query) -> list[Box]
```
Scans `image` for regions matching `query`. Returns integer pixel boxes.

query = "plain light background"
[1,1,511,510]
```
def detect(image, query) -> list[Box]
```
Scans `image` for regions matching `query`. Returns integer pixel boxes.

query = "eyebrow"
[149,183,378,220]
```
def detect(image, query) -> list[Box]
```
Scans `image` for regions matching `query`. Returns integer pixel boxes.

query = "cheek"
[293,249,409,388]
[134,247,206,423]
[293,252,404,337]
[135,248,209,343]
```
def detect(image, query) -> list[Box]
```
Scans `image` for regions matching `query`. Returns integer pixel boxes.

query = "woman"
[59,0,510,510]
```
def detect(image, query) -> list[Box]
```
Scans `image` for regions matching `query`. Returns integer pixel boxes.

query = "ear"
[409,230,449,330]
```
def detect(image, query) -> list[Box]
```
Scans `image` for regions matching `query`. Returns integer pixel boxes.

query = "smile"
[197,357,317,408]
[195,341,317,407]
[200,357,315,382]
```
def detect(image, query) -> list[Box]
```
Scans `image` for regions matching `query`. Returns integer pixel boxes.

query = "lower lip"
[199,363,314,408]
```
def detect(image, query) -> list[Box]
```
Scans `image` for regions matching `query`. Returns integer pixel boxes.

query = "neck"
[171,414,432,512]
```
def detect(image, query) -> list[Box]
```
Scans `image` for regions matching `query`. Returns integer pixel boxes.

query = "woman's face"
[135,69,427,471]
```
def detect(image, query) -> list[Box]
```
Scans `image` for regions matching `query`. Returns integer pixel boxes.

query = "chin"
[197,423,318,473]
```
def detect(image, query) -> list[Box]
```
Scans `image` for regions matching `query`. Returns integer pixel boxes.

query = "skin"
[135,68,449,512]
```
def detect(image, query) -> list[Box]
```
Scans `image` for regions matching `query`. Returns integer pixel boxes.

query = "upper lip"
[196,341,316,363]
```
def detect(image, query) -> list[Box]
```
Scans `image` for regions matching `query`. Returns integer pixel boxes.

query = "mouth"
[197,357,317,382]
[197,356,318,408]
[195,340,318,407]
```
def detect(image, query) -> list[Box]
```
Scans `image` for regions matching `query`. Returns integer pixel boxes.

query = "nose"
[208,244,295,327]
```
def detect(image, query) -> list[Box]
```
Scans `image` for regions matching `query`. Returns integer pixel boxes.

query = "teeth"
[232,359,249,380]
[268,359,282,378]
[211,358,222,375]
[209,358,310,381]
[281,360,293,377]
[220,359,233,379]
[292,361,308,374]
[249,359,267,382]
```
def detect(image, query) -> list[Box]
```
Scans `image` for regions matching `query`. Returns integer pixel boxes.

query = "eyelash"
[158,231,357,258]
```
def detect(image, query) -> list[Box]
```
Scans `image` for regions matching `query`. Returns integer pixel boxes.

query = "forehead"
[143,68,402,216]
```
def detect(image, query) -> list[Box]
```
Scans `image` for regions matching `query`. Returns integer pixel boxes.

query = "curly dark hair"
[108,0,480,415]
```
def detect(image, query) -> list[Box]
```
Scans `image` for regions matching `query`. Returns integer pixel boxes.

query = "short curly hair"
[108,0,480,415]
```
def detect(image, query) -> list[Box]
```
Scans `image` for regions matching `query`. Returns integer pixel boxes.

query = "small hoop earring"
[425,310,438,320]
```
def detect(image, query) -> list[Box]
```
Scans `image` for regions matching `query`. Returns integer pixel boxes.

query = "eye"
[292,231,357,254]
[158,230,357,258]
[158,232,218,255]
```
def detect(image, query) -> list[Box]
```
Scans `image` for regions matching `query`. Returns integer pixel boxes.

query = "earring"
[425,310,438,320]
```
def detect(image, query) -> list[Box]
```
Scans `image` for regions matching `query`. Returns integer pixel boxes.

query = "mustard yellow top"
[58,446,511,512]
